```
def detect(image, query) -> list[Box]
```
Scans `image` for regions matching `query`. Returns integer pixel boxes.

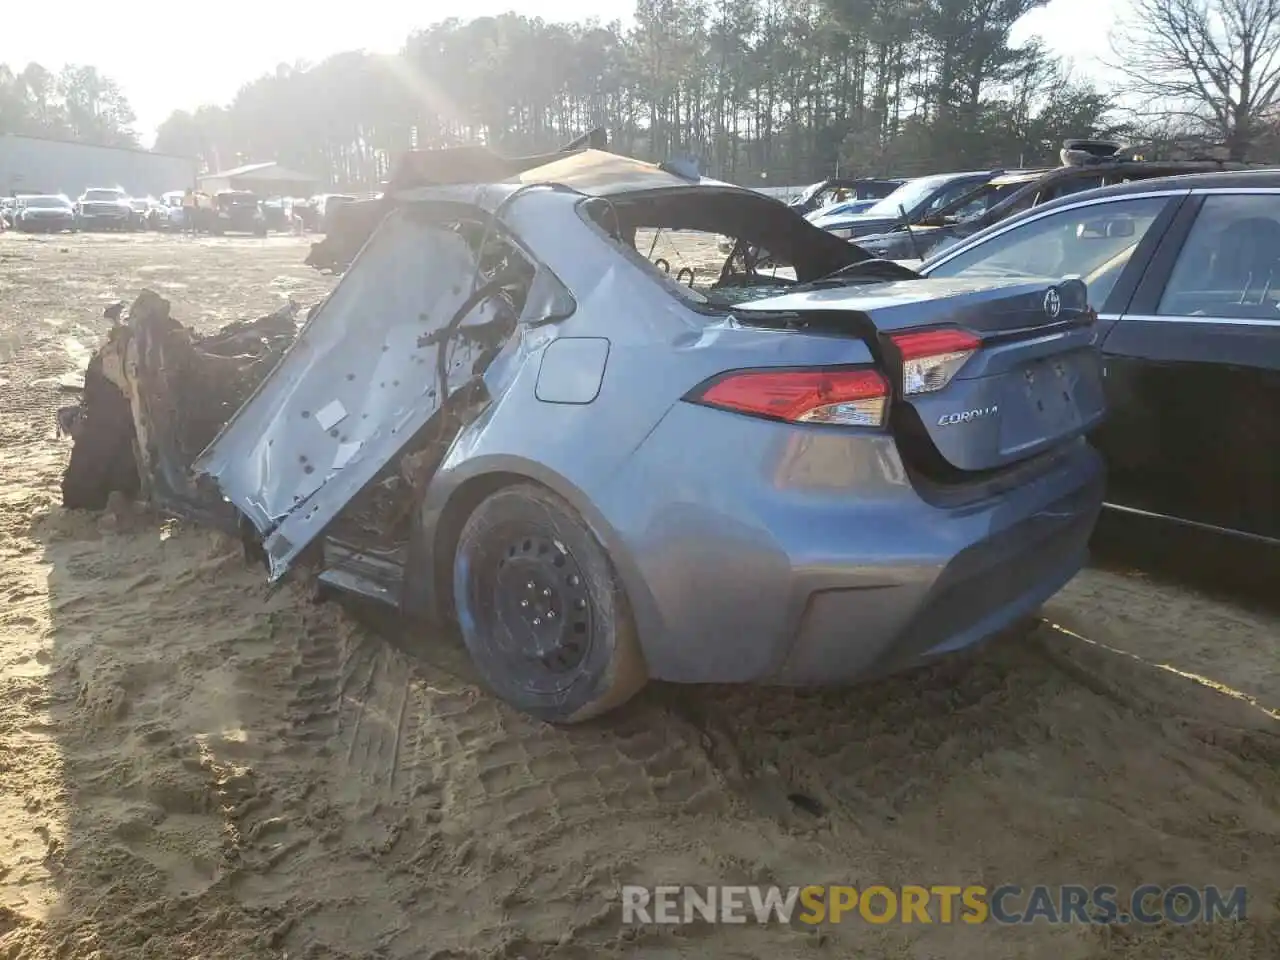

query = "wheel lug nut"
[520,599,528,608]
[533,617,542,625]
[542,587,551,597]
[526,581,535,590]
[546,610,556,619]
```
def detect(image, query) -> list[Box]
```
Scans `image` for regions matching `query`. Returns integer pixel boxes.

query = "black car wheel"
[452,483,647,723]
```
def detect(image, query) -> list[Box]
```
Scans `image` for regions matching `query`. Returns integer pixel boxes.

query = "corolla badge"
[938,405,999,426]
[1043,286,1062,319]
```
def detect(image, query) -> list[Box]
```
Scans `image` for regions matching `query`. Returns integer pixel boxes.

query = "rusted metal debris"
[59,290,304,524]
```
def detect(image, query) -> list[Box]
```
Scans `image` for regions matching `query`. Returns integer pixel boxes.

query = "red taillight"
[692,368,889,427]
[889,328,980,395]
[890,329,980,359]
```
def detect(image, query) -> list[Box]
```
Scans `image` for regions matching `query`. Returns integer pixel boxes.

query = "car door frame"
[1096,186,1280,544]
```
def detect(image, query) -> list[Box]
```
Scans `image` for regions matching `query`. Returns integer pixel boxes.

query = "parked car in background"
[918,169,1280,544]
[805,196,891,221]
[311,193,357,232]
[855,168,1053,260]
[261,197,290,232]
[0,197,15,229]
[13,194,77,233]
[810,170,1001,239]
[203,190,268,236]
[127,197,154,231]
[788,177,904,216]
[76,187,132,231]
[857,141,1254,263]
[148,192,180,230]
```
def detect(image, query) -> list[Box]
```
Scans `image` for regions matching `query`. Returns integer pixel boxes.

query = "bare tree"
[1110,0,1280,159]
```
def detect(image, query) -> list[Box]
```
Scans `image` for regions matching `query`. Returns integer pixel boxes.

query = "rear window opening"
[580,189,907,313]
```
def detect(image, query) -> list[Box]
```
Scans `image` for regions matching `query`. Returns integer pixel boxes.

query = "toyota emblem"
[1043,287,1062,319]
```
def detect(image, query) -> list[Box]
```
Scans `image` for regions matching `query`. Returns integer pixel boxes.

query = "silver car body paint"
[195,169,1106,684]
[534,337,611,404]
[193,196,570,578]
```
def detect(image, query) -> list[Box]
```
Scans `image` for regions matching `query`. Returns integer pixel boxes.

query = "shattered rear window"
[624,228,800,309]
[582,206,798,311]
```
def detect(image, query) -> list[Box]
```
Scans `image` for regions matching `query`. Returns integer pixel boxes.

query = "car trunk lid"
[732,276,1105,474]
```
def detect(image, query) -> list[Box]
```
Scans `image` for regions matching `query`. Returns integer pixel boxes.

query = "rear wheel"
[452,484,647,724]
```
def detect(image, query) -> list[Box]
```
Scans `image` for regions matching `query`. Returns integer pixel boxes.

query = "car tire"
[452,483,648,724]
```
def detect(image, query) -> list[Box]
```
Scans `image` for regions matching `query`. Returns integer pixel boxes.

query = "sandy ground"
[0,230,1278,960]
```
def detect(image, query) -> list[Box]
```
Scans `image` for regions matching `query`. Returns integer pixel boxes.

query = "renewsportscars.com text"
[621,884,1247,926]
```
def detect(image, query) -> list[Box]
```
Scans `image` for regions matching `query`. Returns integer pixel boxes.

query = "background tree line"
[4,0,1280,188]
[0,63,138,147]
[149,0,1114,187]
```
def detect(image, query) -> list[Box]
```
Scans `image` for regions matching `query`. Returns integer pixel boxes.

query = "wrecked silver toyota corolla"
[60,143,1108,724]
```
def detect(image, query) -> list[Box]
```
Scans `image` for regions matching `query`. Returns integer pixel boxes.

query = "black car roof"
[1027,166,1280,211]
[948,161,1268,231]
[922,166,1280,266]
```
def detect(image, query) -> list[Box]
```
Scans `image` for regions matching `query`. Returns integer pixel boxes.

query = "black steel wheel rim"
[466,522,596,696]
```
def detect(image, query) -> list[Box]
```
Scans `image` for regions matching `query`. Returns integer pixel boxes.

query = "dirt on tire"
[0,231,1277,960]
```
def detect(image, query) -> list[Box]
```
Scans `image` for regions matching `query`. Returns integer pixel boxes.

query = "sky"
[1,0,1121,147]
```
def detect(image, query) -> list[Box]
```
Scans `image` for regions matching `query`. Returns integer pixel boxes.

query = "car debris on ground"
[60,291,305,529]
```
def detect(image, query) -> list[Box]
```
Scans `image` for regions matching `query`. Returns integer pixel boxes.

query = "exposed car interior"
[582,189,918,309]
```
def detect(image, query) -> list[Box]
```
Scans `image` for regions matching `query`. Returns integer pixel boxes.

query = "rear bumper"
[596,402,1104,684]
[777,472,1098,683]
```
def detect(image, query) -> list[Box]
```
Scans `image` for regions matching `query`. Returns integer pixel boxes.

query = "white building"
[0,134,197,199]
[197,161,320,197]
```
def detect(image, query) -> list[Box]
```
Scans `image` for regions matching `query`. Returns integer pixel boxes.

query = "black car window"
[925,195,1169,309]
[1157,194,1280,320]
[924,179,987,216]
[1054,175,1105,198]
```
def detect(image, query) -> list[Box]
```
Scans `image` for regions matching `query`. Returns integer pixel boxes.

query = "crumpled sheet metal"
[193,209,513,580]
[59,290,300,522]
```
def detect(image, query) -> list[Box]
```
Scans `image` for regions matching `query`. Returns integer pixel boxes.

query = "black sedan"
[917,169,1279,545]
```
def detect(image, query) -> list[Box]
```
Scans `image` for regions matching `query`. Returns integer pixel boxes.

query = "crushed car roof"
[307,142,831,273]
[507,148,739,196]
